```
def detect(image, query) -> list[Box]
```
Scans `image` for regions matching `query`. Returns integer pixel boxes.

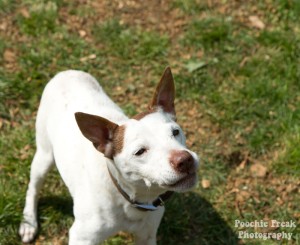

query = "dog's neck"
[106,163,172,211]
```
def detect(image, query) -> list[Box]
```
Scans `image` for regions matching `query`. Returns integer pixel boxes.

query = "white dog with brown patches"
[19,67,199,245]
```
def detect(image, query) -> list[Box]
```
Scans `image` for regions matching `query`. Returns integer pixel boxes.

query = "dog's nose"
[170,150,194,174]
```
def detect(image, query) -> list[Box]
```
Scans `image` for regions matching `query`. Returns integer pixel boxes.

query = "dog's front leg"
[135,225,159,245]
[68,218,114,245]
[135,235,157,245]
[19,149,54,243]
[134,208,164,245]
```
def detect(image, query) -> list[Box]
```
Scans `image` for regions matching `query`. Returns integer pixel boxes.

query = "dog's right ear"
[75,112,118,159]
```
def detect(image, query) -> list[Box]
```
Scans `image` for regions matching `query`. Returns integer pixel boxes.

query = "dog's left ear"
[149,66,176,116]
[75,112,118,159]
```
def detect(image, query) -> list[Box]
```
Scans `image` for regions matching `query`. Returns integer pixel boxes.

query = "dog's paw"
[19,221,38,243]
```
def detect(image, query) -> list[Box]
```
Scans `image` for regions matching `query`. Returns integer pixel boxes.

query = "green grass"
[92,19,169,63]
[17,1,59,36]
[182,18,232,50]
[0,0,299,244]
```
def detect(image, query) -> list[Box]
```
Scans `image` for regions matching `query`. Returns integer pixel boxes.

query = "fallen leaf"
[236,190,251,202]
[201,179,210,189]
[276,196,284,205]
[236,159,247,171]
[235,200,244,218]
[79,30,87,37]
[185,61,207,73]
[80,54,97,62]
[20,8,30,18]
[239,56,249,68]
[294,213,300,218]
[250,163,267,178]
[20,144,32,160]
[249,15,265,29]
[23,144,31,151]
[182,53,191,60]
[286,183,297,193]
[3,49,16,63]
[0,22,7,31]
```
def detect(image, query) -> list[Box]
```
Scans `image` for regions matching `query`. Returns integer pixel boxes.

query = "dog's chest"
[118,205,162,233]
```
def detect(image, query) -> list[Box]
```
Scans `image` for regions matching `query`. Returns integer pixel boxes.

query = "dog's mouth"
[163,172,197,191]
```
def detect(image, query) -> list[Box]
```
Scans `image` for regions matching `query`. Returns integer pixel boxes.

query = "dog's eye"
[172,129,180,137]
[135,148,146,156]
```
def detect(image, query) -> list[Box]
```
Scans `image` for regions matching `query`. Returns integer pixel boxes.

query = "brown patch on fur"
[133,108,177,122]
[132,108,157,120]
[112,125,126,155]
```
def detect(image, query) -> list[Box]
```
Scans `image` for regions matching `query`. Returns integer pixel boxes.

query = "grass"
[92,19,169,62]
[0,0,299,244]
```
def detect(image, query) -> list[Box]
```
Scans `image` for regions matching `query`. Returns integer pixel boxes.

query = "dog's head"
[75,67,199,193]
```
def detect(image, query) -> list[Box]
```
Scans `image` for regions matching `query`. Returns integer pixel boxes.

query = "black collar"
[107,166,173,211]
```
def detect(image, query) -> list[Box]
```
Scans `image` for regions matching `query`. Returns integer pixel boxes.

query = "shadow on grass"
[38,195,74,218]
[36,193,238,245]
[38,195,74,239]
[158,192,239,245]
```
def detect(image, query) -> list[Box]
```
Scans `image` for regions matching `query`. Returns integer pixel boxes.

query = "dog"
[19,67,199,245]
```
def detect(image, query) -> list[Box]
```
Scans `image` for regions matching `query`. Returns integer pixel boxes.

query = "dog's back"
[38,70,126,188]
[38,70,126,126]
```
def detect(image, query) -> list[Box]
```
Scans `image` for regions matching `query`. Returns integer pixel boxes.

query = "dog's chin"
[162,172,198,192]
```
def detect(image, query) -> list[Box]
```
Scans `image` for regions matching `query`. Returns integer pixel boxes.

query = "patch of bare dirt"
[92,0,189,38]
[58,0,193,43]
[220,159,300,221]
[177,99,220,150]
